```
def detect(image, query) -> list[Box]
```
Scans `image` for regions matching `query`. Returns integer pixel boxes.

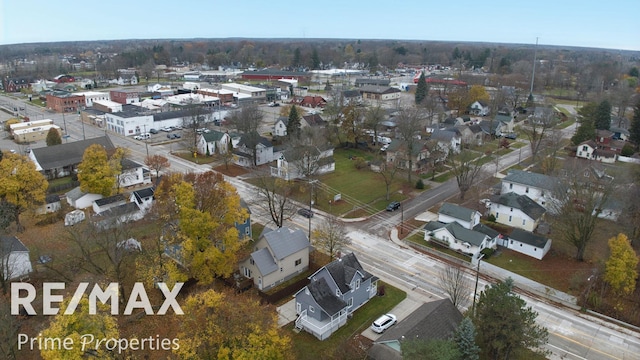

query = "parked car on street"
[386,201,401,211]
[297,208,314,218]
[371,313,397,333]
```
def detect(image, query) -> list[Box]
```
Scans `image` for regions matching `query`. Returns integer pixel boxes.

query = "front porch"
[295,309,348,341]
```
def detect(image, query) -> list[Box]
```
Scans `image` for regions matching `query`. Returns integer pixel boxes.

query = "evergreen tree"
[571,102,598,145]
[474,278,549,359]
[286,105,301,139]
[594,100,611,130]
[311,48,321,69]
[415,71,428,104]
[45,128,62,146]
[629,101,640,146]
[455,317,480,360]
[292,47,301,68]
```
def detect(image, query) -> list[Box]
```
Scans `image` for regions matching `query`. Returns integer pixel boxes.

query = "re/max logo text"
[11,282,184,315]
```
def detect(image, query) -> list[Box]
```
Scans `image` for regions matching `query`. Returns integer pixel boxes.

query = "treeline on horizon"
[2,38,638,97]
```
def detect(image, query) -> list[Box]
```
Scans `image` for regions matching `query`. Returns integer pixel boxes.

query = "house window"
[509,215,512,222]
[295,258,302,266]
[356,279,360,290]
[520,243,523,247]
[309,305,315,313]
[347,298,353,308]
[510,207,513,212]
[280,267,283,272]
[534,248,537,251]
[249,258,254,265]
[496,213,499,219]
[510,240,514,245]
[509,183,513,189]
[522,219,526,226]
[582,146,588,151]
[243,267,251,278]
[525,187,529,193]
[296,302,301,313]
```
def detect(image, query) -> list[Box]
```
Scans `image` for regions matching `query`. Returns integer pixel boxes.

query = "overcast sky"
[1,0,638,51]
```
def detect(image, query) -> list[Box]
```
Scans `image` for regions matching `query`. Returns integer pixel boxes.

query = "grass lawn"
[289,282,406,359]
[312,148,412,216]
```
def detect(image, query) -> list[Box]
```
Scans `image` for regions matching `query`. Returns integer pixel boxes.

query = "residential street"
[2,95,639,359]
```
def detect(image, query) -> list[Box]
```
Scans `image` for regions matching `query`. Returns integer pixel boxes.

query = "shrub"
[621,143,635,157]
[415,179,425,189]
[353,156,367,170]
[487,214,496,222]
[480,248,495,259]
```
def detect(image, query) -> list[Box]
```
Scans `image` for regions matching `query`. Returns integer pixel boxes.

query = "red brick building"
[109,90,140,104]
[46,91,85,113]
[2,77,33,92]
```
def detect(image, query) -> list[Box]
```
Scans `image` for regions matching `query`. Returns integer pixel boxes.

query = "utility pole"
[528,37,539,104]
[472,253,485,317]
[62,111,68,143]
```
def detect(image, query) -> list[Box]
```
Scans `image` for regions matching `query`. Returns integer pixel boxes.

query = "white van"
[134,133,151,140]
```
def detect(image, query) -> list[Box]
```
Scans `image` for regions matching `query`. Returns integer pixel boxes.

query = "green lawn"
[313,148,411,216]
[290,282,406,359]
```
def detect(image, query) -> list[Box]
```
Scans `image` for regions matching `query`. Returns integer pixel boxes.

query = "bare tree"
[423,138,446,180]
[363,104,386,146]
[538,130,565,175]
[438,263,472,309]
[312,214,350,261]
[521,106,555,161]
[228,104,263,166]
[374,156,400,201]
[66,218,139,287]
[254,171,295,228]
[0,294,19,359]
[144,154,171,184]
[395,106,426,184]
[550,161,616,261]
[183,103,213,153]
[450,149,485,200]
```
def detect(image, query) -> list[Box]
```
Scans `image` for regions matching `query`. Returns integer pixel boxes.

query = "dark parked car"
[504,133,517,140]
[297,208,314,218]
[386,201,401,211]
[167,133,181,139]
[149,128,159,134]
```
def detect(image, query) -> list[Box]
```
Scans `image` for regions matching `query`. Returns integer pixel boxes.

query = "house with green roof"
[437,202,481,230]
[196,130,231,155]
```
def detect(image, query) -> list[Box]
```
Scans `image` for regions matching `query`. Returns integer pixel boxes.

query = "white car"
[371,313,397,333]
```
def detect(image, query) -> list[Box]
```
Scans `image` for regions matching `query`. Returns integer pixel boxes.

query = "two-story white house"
[437,202,481,229]
[197,130,231,156]
[576,140,617,163]
[271,145,335,180]
[489,192,546,232]
[233,134,275,167]
[501,169,559,211]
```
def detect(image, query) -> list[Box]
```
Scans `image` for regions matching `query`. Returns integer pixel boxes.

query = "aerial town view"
[1,1,639,359]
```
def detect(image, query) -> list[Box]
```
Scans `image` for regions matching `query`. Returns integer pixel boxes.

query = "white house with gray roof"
[501,170,559,211]
[437,203,480,230]
[1,236,32,281]
[239,227,311,291]
[489,192,546,232]
[504,228,552,260]
[424,221,496,258]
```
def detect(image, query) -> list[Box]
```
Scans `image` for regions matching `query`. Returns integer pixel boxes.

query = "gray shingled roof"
[250,247,278,275]
[438,203,477,223]
[502,169,558,191]
[376,299,463,343]
[31,136,115,171]
[490,192,546,220]
[509,228,549,249]
[94,194,125,207]
[262,227,309,260]
[1,236,28,253]
[325,253,373,294]
[308,277,348,316]
[424,221,488,247]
